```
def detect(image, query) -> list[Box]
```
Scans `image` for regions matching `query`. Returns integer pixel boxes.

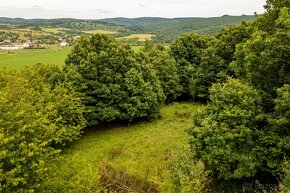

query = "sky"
[0,0,266,19]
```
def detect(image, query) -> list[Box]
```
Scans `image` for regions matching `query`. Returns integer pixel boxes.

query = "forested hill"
[0,17,126,31]
[100,15,256,42]
[98,17,202,26]
[0,15,255,43]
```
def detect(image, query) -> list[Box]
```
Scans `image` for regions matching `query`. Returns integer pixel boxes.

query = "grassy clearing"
[85,29,116,34]
[0,46,72,70]
[42,28,67,33]
[119,34,155,41]
[41,102,201,192]
[131,45,144,52]
[0,46,144,70]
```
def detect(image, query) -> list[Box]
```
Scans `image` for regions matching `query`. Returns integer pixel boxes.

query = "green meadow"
[0,46,144,70]
[40,102,201,192]
[0,46,72,70]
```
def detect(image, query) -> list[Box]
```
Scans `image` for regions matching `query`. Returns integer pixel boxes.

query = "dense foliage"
[170,32,212,100]
[189,22,253,100]
[100,16,255,43]
[232,8,290,104]
[64,34,164,126]
[139,42,182,102]
[189,79,266,180]
[1,0,289,192]
[188,0,290,190]
[0,65,86,192]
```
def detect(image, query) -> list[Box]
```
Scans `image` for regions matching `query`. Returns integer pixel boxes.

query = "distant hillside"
[99,17,201,26]
[0,17,126,32]
[0,15,256,43]
[100,15,256,43]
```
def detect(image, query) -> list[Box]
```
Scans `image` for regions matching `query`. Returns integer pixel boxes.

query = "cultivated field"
[85,29,117,34]
[118,34,155,41]
[0,46,72,69]
[0,45,144,69]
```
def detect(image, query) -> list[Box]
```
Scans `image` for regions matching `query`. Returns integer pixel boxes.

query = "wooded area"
[0,0,290,192]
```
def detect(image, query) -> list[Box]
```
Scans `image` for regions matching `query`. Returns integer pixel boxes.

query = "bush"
[280,162,290,193]
[159,146,207,193]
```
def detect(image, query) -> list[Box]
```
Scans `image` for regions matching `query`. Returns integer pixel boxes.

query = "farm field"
[118,34,155,41]
[0,45,144,69]
[40,102,201,192]
[41,28,68,33]
[0,46,72,69]
[85,29,116,34]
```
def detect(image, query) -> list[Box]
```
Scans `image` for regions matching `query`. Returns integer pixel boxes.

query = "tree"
[269,84,290,160]
[139,42,182,102]
[187,2,290,190]
[64,34,164,126]
[231,7,290,109]
[189,23,252,101]
[188,78,267,183]
[170,33,212,100]
[0,66,86,192]
[189,45,228,100]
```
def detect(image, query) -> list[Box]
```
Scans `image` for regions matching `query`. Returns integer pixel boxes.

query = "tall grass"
[40,102,202,192]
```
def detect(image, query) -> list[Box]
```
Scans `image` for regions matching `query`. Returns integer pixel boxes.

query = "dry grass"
[119,34,155,41]
[85,29,117,34]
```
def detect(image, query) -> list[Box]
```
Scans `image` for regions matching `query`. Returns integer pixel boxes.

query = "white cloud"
[0,0,266,19]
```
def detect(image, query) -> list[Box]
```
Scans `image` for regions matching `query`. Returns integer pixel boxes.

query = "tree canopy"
[0,65,86,192]
[65,34,164,126]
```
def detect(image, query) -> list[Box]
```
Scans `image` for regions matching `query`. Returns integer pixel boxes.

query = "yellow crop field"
[42,28,67,33]
[119,34,155,41]
[84,29,117,34]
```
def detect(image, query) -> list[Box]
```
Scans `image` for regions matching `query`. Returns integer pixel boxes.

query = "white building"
[60,42,69,47]
[23,42,31,48]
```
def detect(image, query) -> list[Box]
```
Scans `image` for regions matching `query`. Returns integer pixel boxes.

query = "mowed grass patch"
[42,28,68,33]
[0,46,72,70]
[0,45,144,69]
[85,29,117,34]
[41,102,202,192]
[119,34,155,41]
[131,45,144,52]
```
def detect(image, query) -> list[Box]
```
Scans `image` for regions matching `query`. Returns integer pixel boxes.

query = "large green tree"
[0,66,86,192]
[170,33,212,100]
[189,79,266,182]
[188,1,290,189]
[64,34,164,126]
[139,42,182,102]
[189,22,253,100]
[231,7,290,109]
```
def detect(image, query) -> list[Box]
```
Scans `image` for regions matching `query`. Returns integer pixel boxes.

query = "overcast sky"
[0,0,266,19]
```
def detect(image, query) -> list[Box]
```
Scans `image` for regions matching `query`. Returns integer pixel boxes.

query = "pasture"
[85,29,116,34]
[40,102,201,192]
[0,46,72,70]
[0,45,144,69]
[119,34,155,41]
